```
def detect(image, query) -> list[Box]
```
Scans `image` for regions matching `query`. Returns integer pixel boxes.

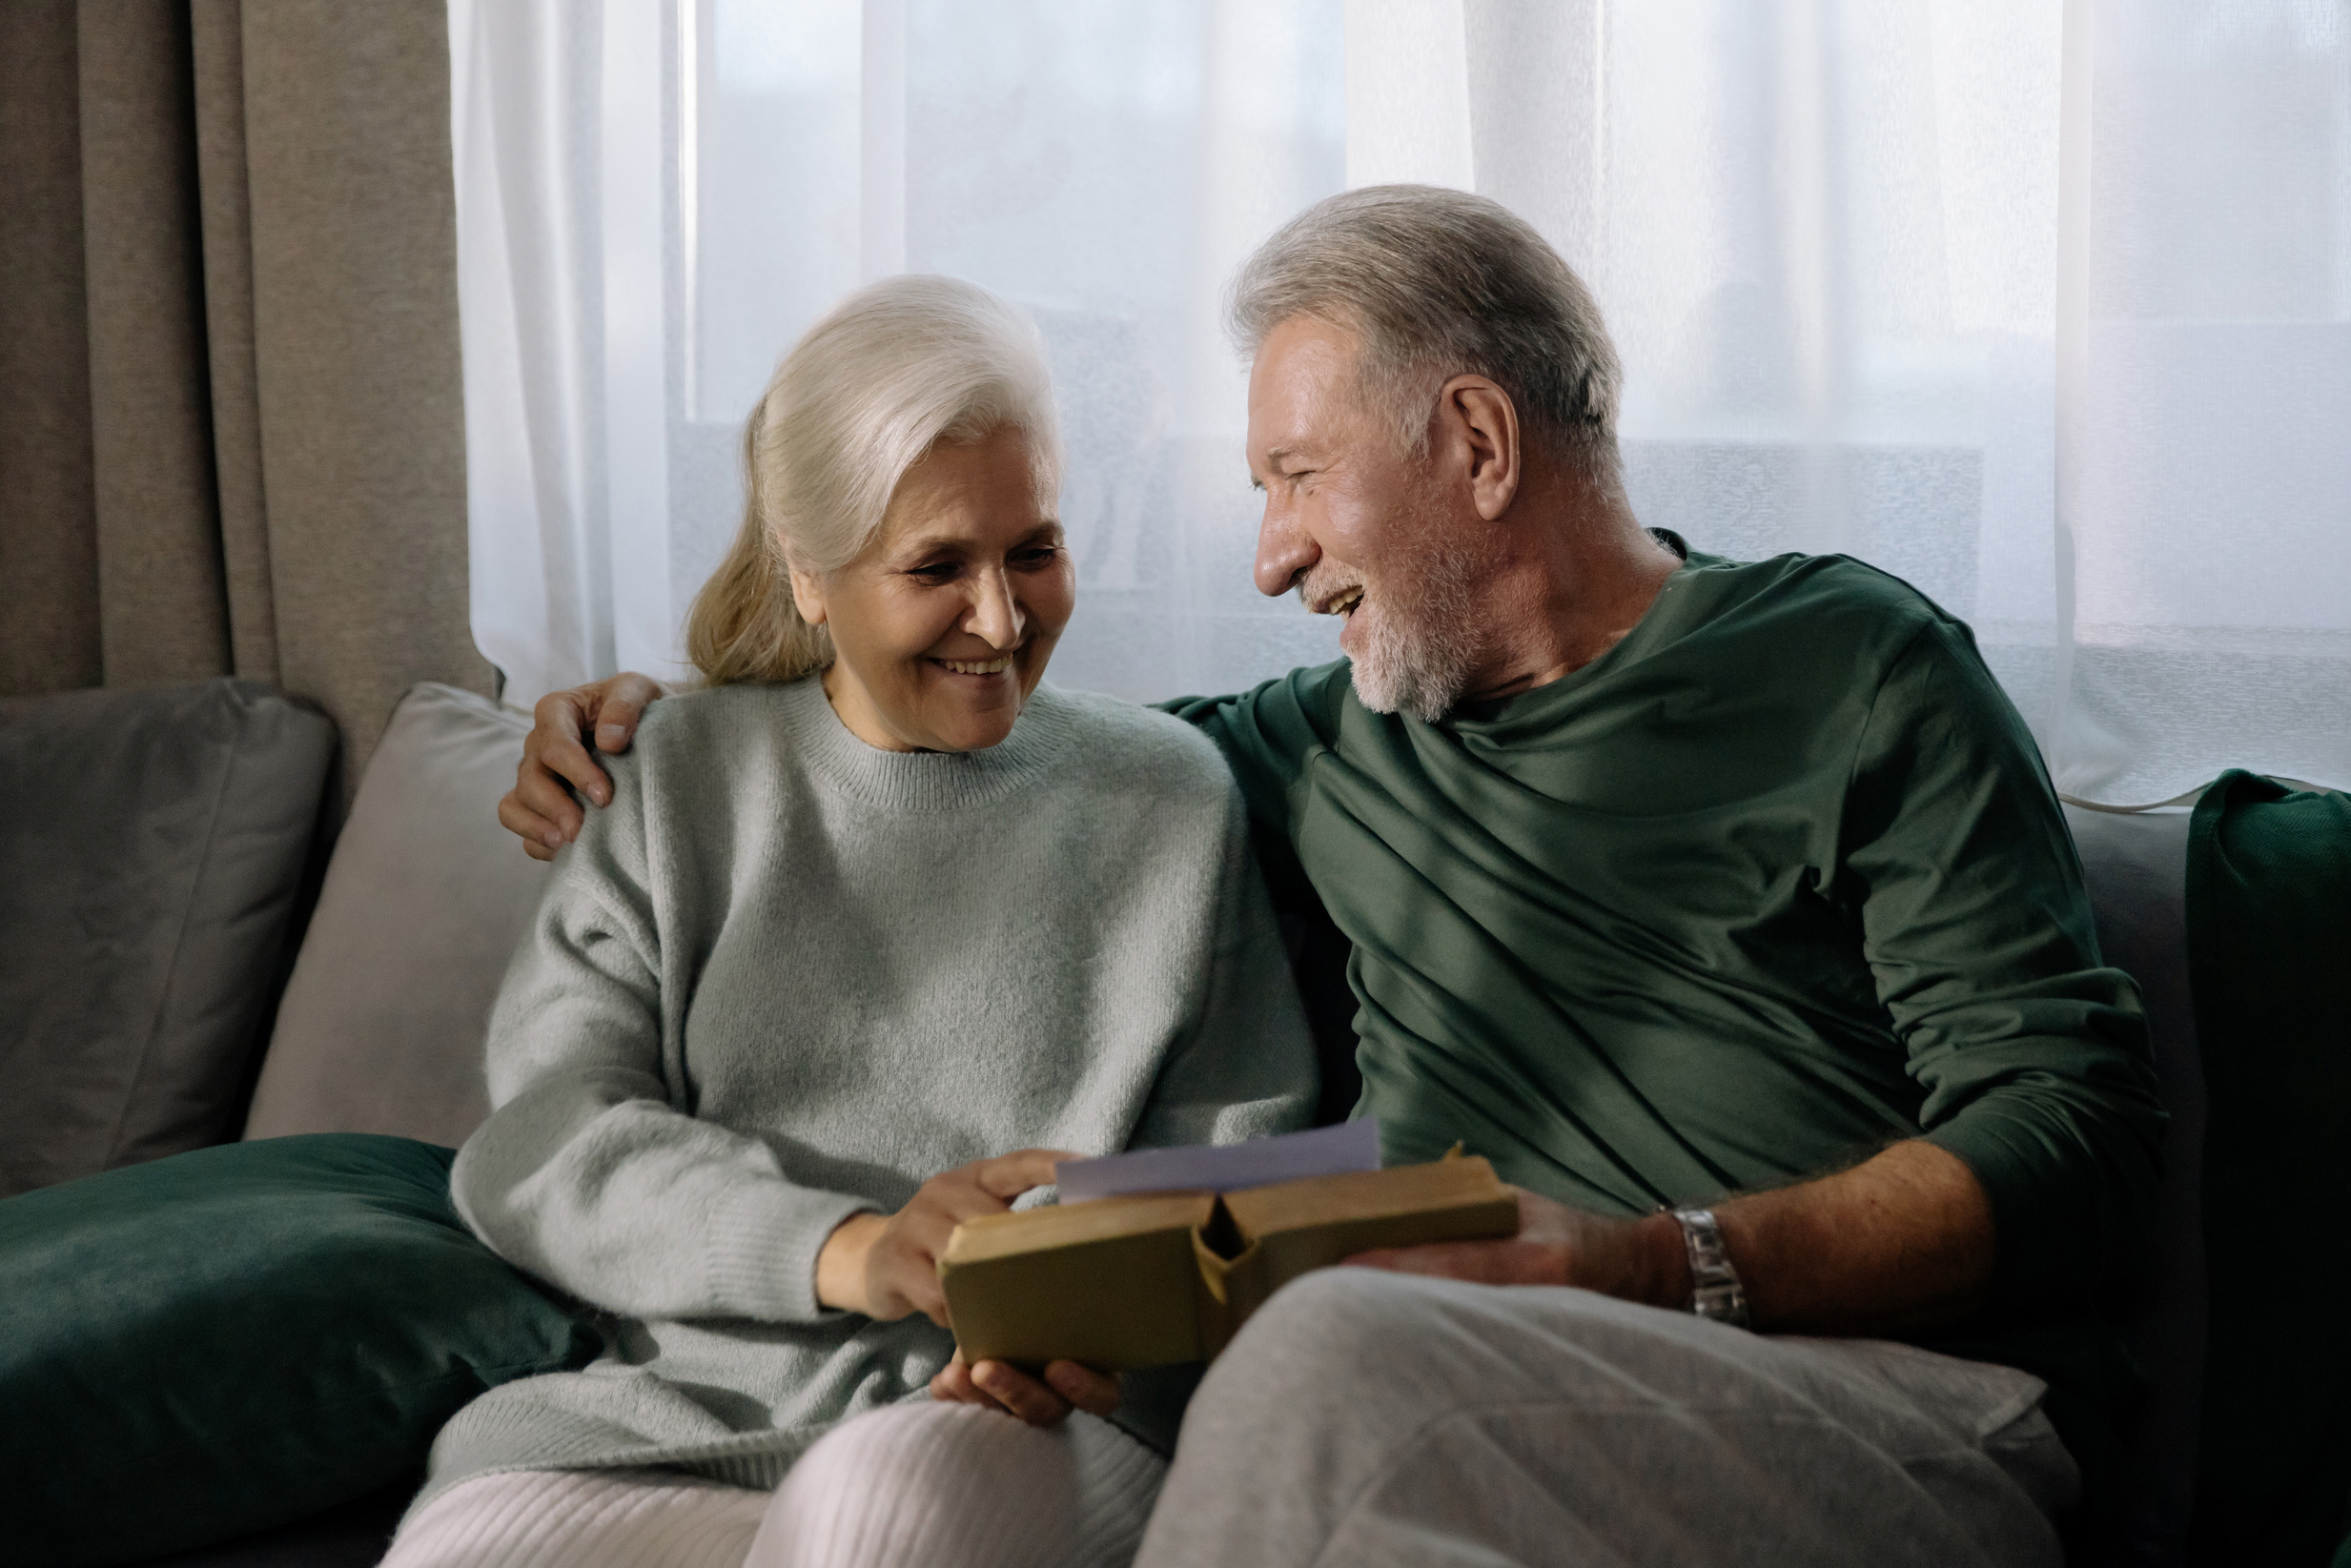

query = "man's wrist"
[1635,1211,1695,1310]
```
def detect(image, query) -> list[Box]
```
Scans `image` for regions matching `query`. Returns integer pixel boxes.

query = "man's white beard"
[1343,537,1482,723]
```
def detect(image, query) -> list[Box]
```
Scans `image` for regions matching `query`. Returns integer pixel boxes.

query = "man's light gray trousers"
[1132,1271,2079,1568]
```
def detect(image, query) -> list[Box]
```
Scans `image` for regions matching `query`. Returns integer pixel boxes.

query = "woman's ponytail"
[685,419,833,686]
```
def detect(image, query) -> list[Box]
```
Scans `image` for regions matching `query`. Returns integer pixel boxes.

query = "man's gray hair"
[1227,185,1623,488]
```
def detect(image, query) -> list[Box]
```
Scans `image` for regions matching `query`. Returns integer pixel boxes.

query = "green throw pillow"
[0,1133,601,1568]
[2185,771,2351,1567]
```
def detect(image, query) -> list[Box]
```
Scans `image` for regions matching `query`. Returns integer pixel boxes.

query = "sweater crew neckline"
[777,673,1073,811]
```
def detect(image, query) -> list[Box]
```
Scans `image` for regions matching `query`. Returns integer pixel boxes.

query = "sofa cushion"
[0,679,336,1198]
[2183,772,2351,1567]
[243,683,550,1149]
[0,1132,600,1568]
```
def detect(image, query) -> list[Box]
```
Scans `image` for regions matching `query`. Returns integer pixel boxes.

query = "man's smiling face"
[1246,315,1483,721]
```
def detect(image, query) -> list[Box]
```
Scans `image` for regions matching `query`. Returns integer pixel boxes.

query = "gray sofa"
[0,678,2226,1566]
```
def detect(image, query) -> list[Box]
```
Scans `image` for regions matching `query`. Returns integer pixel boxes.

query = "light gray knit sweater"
[422,677,1315,1505]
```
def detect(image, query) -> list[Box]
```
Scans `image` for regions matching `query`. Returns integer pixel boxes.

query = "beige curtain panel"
[0,0,492,794]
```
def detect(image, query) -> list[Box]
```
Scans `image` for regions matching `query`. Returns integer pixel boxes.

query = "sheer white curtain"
[451,0,2348,804]
[452,0,1347,713]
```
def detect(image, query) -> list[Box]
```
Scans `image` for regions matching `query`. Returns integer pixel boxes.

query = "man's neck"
[1460,479,1683,704]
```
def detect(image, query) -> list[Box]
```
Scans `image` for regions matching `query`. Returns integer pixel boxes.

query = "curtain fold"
[455,0,2342,803]
[0,0,491,799]
[191,0,279,683]
[78,0,233,690]
[0,3,103,696]
[456,0,1351,714]
[1359,0,2349,804]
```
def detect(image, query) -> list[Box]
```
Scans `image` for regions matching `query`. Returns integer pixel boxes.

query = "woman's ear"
[789,565,829,628]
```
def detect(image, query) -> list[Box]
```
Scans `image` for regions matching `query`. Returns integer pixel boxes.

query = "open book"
[937,1126,1519,1370]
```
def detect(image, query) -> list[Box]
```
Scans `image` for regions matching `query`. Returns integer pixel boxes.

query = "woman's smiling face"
[791,426,1073,753]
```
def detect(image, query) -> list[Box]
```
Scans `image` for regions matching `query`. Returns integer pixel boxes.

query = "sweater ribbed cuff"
[705,1182,880,1323]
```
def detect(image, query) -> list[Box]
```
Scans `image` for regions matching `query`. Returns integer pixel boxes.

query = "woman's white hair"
[1226,185,1623,491]
[687,275,1062,685]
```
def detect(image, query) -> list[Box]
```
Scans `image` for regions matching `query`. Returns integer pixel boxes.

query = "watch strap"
[1669,1207,1750,1329]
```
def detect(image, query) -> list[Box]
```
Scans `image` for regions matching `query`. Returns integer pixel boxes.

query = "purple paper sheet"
[1054,1119,1382,1204]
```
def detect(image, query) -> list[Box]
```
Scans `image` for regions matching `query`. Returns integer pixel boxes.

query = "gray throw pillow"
[243,682,551,1149]
[0,680,336,1197]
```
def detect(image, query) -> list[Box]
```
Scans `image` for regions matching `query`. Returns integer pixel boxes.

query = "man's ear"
[788,564,829,627]
[1441,376,1521,521]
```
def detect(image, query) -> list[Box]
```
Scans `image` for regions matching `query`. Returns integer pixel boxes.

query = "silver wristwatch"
[1669,1208,1750,1328]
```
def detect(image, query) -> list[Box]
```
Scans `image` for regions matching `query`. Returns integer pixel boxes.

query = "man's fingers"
[511,757,587,839]
[1043,1360,1121,1418]
[593,695,644,755]
[526,687,613,807]
[971,1360,1074,1428]
[588,674,664,754]
[498,793,566,859]
[538,729,613,809]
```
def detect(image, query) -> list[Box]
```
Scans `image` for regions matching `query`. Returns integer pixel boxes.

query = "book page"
[1054,1119,1381,1204]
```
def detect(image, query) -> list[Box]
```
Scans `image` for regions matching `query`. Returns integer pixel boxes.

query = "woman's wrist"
[814,1211,888,1313]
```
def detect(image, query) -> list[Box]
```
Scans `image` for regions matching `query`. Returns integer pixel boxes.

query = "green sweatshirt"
[1163,547,2166,1483]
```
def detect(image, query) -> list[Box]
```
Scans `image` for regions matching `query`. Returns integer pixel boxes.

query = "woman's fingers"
[970,1360,1075,1427]
[973,1149,1079,1202]
[931,1355,1115,1426]
[1042,1360,1121,1417]
[929,1359,991,1406]
[863,1228,951,1325]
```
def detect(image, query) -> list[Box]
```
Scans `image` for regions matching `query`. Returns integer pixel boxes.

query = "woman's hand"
[814,1149,1073,1325]
[930,1353,1121,1429]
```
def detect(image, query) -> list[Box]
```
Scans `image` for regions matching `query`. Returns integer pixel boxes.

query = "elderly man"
[502,187,2161,1565]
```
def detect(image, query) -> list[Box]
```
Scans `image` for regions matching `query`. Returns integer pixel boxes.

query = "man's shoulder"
[1158,659,1356,743]
[1677,550,1964,670]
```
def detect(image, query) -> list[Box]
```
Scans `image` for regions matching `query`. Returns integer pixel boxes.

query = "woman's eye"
[1012,546,1062,568]
[908,562,958,583]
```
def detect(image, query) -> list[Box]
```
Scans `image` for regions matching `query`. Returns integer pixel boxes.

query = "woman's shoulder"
[1026,685,1237,803]
[598,678,827,807]
[632,677,823,749]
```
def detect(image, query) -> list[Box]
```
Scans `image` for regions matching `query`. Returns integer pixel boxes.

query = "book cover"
[938,1145,1519,1370]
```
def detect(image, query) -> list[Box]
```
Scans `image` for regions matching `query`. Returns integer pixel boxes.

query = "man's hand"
[1345,1140,1996,1336]
[499,673,666,860]
[1348,1188,1690,1309]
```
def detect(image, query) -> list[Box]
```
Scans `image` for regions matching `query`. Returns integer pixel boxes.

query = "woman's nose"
[966,567,1026,648]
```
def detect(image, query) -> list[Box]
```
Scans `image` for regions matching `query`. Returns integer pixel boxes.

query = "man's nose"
[966,567,1026,647]
[1254,498,1318,600]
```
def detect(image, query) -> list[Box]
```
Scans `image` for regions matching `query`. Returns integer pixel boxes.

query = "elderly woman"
[382,276,1314,1568]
